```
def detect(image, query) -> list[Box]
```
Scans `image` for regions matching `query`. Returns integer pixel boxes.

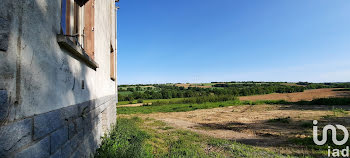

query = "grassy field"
[105,85,350,157]
[113,97,350,157]
[118,100,241,114]
[95,117,295,158]
[118,98,350,114]
[118,91,133,96]
[119,88,350,106]
[118,97,188,105]
[117,100,288,114]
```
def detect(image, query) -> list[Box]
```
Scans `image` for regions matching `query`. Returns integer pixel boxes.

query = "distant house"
[0,0,118,157]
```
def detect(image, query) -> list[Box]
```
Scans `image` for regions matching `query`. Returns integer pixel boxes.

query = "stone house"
[0,0,118,157]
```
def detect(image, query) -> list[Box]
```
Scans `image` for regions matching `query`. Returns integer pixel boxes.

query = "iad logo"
[313,120,349,145]
[313,120,349,157]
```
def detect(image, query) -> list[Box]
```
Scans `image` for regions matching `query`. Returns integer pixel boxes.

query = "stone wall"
[0,0,118,157]
[0,0,117,121]
[0,95,116,158]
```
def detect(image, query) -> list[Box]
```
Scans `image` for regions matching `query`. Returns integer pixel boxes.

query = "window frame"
[58,0,98,70]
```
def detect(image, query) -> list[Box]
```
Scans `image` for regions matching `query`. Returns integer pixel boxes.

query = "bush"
[137,99,144,103]
[151,95,237,106]
[300,121,313,128]
[332,108,348,116]
[307,98,350,105]
[267,117,291,124]
[332,88,350,91]
[142,103,151,106]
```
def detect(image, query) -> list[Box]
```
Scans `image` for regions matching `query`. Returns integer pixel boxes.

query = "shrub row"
[151,95,237,106]
[118,84,305,101]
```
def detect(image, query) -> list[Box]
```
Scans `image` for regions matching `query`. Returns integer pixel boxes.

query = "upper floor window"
[61,0,95,59]
[110,44,115,81]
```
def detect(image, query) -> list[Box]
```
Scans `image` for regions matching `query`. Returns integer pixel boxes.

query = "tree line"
[118,84,305,101]
[118,82,350,102]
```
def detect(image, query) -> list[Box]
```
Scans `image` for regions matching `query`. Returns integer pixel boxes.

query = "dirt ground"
[135,104,350,155]
[240,88,350,102]
[140,105,350,143]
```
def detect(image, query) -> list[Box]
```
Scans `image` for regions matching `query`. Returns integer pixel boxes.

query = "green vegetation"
[267,117,291,124]
[331,108,348,116]
[95,117,150,158]
[96,117,292,158]
[289,133,350,156]
[300,121,313,128]
[112,83,350,157]
[118,100,242,114]
[117,99,290,114]
[295,98,350,105]
[298,82,350,89]
[118,83,306,102]
[151,95,237,106]
[118,97,350,115]
[109,82,350,158]
[332,88,350,91]
[118,98,188,105]
[118,82,350,105]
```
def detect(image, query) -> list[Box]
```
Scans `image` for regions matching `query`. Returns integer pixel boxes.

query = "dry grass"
[131,104,350,156]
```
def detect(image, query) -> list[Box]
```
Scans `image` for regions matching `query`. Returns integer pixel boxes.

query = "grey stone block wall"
[15,137,50,158]
[0,90,8,123]
[0,118,32,156]
[0,95,117,158]
[0,17,10,51]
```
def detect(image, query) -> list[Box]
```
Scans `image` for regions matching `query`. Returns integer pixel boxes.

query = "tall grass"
[118,98,188,105]
[95,117,150,158]
[290,133,350,152]
[117,97,350,115]
[96,117,291,158]
[118,100,243,114]
[151,95,237,106]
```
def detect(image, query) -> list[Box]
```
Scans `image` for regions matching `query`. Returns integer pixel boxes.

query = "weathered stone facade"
[0,95,116,157]
[0,0,118,157]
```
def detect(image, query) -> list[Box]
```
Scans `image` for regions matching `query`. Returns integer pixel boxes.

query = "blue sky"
[117,0,350,85]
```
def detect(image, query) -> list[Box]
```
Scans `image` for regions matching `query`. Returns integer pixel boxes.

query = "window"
[110,44,115,80]
[60,0,95,60]
[83,0,95,59]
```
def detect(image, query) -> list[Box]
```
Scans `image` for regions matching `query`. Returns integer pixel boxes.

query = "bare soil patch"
[239,88,350,102]
[132,104,350,155]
